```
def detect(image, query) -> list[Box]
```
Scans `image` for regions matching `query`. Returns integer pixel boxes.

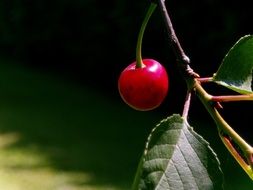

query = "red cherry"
[118,59,169,111]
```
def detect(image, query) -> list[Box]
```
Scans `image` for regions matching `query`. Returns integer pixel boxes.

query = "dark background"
[0,0,252,89]
[1,0,252,139]
[0,0,253,189]
[0,0,252,88]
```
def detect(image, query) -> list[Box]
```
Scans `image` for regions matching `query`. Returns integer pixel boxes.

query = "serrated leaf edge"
[140,115,223,190]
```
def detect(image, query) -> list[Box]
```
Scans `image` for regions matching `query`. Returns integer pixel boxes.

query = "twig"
[211,94,253,102]
[182,91,192,119]
[156,0,199,79]
[157,0,189,64]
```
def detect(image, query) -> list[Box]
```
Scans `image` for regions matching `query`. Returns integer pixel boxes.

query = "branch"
[156,0,199,79]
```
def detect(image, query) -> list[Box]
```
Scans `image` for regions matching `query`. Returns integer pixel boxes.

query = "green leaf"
[132,114,223,190]
[213,35,253,94]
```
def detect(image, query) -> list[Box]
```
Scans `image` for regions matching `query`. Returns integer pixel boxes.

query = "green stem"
[136,3,157,68]
[195,80,252,152]
[195,80,253,178]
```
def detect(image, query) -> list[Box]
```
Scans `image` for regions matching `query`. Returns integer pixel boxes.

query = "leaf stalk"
[194,80,253,179]
[211,94,253,102]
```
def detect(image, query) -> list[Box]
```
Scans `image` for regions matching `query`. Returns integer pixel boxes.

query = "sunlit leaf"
[213,35,253,94]
[132,114,223,190]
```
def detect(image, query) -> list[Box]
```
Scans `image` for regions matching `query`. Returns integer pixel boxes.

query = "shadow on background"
[0,59,252,189]
[0,59,164,189]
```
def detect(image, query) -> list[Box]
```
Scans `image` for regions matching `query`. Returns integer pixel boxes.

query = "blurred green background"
[0,0,252,189]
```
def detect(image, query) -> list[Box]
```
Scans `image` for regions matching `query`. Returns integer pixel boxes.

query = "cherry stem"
[136,3,157,68]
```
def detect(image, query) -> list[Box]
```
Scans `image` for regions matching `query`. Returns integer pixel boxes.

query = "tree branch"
[156,0,199,80]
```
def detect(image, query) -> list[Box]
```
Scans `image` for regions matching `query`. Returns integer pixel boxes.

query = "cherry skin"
[118,59,169,111]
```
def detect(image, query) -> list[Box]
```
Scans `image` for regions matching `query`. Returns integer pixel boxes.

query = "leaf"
[213,35,253,94]
[132,114,223,190]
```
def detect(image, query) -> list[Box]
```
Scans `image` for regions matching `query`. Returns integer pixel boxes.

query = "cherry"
[118,58,169,111]
[118,3,168,111]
